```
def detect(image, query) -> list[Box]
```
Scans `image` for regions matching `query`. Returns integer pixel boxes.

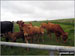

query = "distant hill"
[49,18,74,23]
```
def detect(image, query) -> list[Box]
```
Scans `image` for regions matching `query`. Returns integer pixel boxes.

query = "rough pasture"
[1,18,74,55]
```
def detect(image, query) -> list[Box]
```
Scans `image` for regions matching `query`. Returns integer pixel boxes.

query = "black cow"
[0,21,13,37]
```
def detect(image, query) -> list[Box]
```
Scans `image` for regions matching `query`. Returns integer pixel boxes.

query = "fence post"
[49,50,55,56]
[59,51,75,56]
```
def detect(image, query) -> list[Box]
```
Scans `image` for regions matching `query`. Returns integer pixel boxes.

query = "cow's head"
[7,32,12,37]
[22,24,29,36]
[23,31,28,36]
[40,27,44,35]
[8,32,12,34]
[16,21,19,24]
[29,22,32,26]
[23,27,29,36]
[41,23,47,29]
[17,21,24,31]
[62,32,68,43]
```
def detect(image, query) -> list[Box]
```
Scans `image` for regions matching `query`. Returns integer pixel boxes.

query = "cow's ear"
[28,26,31,29]
[16,21,18,24]
[21,22,24,27]
[65,32,68,35]
[22,22,24,24]
[8,32,11,34]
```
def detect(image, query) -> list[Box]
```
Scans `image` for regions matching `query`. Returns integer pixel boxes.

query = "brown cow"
[19,22,33,43]
[17,21,44,43]
[27,26,44,43]
[17,21,33,42]
[17,21,24,31]
[5,31,24,42]
[17,21,33,31]
[22,23,44,43]
[41,22,68,43]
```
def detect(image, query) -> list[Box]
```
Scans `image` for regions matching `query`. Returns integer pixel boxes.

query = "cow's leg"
[30,36,33,43]
[41,34,44,42]
[33,35,36,43]
[4,33,9,42]
[30,39,32,43]
[2,33,6,37]
[25,37,29,51]
[37,34,40,43]
[13,40,16,42]
[12,37,16,42]
[28,35,32,43]
[49,33,52,39]
[9,37,16,48]
[47,31,52,39]
[22,36,25,42]
[54,32,59,42]
[32,35,34,43]
[25,37,28,43]
[30,37,33,43]
[6,38,9,42]
[31,35,33,43]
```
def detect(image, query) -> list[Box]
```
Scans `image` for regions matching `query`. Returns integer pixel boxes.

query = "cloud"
[1,1,74,21]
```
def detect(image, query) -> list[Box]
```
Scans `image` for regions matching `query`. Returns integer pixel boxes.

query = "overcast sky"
[1,1,74,21]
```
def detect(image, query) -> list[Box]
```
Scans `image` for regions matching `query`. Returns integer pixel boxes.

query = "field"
[1,18,74,55]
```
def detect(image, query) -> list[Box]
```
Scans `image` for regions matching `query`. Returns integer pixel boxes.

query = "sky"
[1,1,74,21]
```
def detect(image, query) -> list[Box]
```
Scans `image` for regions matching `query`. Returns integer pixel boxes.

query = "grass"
[1,18,74,55]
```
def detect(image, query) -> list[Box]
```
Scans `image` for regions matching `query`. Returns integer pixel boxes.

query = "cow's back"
[1,21,13,34]
[48,22,64,33]
[47,22,56,30]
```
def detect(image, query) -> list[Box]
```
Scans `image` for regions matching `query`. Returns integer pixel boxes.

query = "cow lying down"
[4,31,24,42]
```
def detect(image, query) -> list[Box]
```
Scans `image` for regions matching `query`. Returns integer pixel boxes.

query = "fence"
[0,41,75,56]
